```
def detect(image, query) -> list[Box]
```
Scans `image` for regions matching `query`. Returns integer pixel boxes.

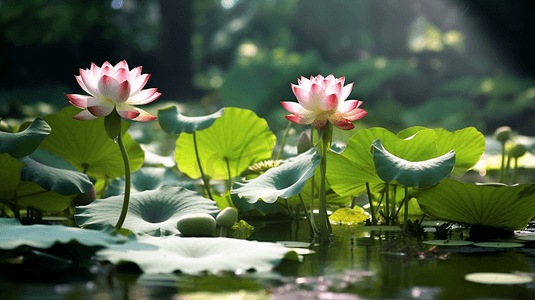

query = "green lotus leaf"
[0,118,51,158]
[158,106,225,135]
[13,181,75,212]
[0,219,127,250]
[230,191,280,215]
[397,126,485,177]
[18,148,93,195]
[327,127,437,197]
[96,235,299,274]
[175,107,276,180]
[75,185,220,236]
[413,178,535,230]
[372,139,455,188]
[103,167,184,197]
[232,148,319,203]
[39,107,144,180]
[0,153,24,198]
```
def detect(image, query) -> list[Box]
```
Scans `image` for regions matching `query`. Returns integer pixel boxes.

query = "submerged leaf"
[232,148,320,203]
[158,106,225,135]
[0,118,51,158]
[96,236,298,274]
[371,139,455,188]
[414,178,535,230]
[75,186,220,236]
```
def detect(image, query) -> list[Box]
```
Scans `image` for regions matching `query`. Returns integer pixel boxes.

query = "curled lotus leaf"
[371,139,455,188]
[413,178,535,230]
[397,126,484,177]
[75,185,220,236]
[96,235,299,274]
[18,148,93,195]
[327,127,437,197]
[232,148,320,203]
[158,106,225,135]
[0,118,51,158]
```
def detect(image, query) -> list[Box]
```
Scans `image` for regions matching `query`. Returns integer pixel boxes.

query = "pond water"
[2,218,535,300]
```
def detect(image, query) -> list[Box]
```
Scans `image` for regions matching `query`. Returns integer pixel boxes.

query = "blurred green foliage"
[0,0,109,45]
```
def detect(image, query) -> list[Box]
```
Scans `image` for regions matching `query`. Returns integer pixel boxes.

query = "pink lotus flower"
[281,74,367,130]
[65,60,161,121]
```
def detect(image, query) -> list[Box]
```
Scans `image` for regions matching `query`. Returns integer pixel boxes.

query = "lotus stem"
[403,186,409,234]
[513,157,519,184]
[366,182,376,225]
[13,190,20,221]
[193,132,213,200]
[299,193,319,235]
[317,123,332,239]
[275,121,293,160]
[285,198,295,220]
[385,183,390,225]
[114,132,131,232]
[225,157,232,192]
[499,141,506,183]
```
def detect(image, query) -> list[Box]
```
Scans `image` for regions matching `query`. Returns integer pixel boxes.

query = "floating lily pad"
[464,272,533,285]
[371,139,455,188]
[360,225,402,232]
[413,178,535,231]
[0,118,51,158]
[158,106,225,135]
[178,291,271,300]
[0,219,126,250]
[75,185,220,236]
[422,240,474,246]
[39,107,144,180]
[18,148,93,195]
[96,236,299,274]
[276,241,317,248]
[473,242,524,248]
[516,235,535,241]
[175,107,276,180]
[232,148,319,203]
